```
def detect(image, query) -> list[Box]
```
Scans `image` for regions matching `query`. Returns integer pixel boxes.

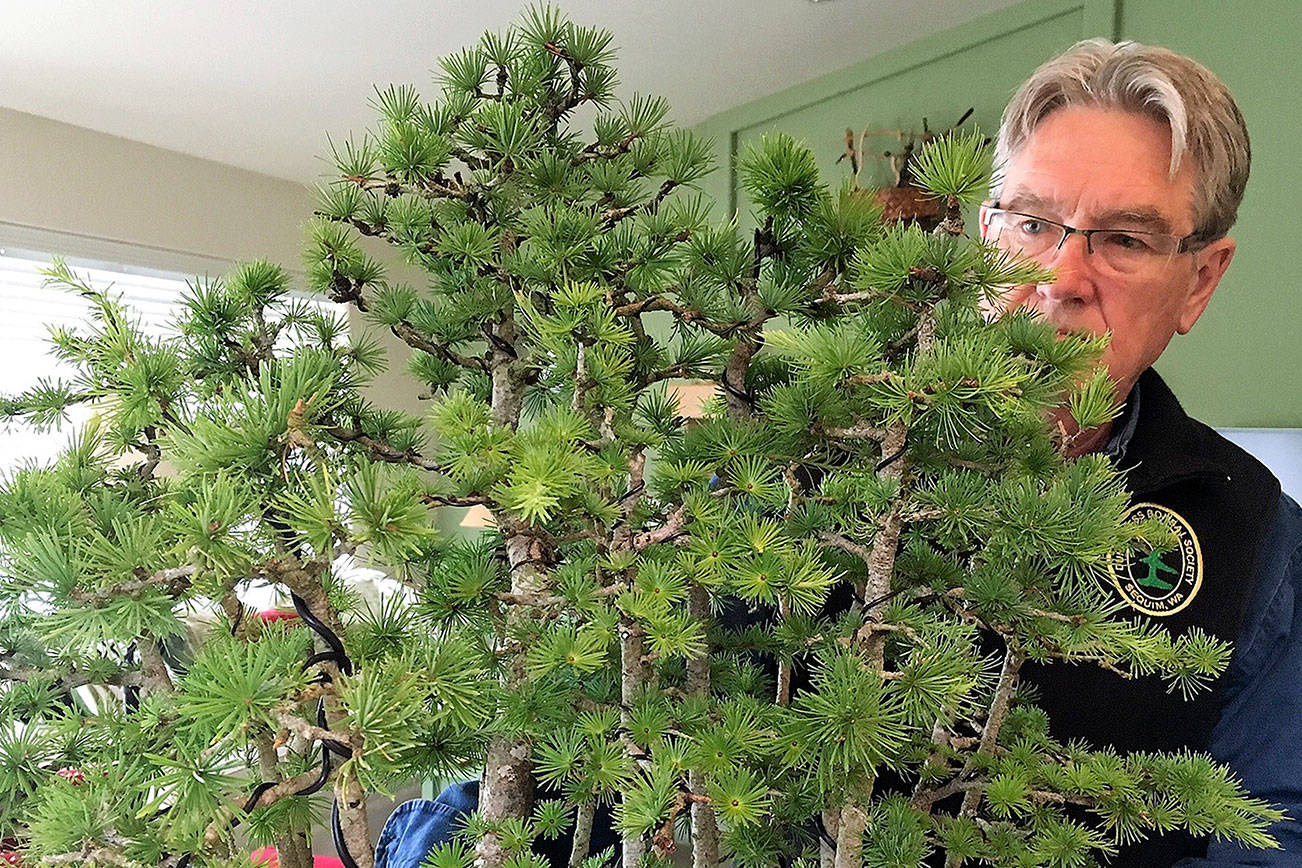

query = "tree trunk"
[479,530,547,868]
[819,808,839,868]
[139,637,174,695]
[775,595,794,707]
[686,585,719,868]
[569,800,596,868]
[257,733,314,868]
[479,736,535,868]
[621,620,650,868]
[477,323,543,868]
[832,801,869,868]
[335,767,374,868]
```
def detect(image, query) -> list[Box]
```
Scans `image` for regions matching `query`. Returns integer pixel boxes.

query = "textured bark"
[278,832,314,868]
[478,530,547,868]
[833,307,937,867]
[477,321,543,868]
[490,362,522,429]
[819,808,839,868]
[335,767,374,868]
[258,547,365,868]
[939,649,1026,868]
[832,801,869,868]
[260,556,345,639]
[488,314,523,429]
[722,337,758,421]
[775,595,794,707]
[936,194,965,238]
[721,219,776,422]
[861,423,909,671]
[257,733,313,868]
[958,647,1024,817]
[686,586,719,868]
[620,620,651,868]
[569,800,596,868]
[138,638,174,695]
[572,341,590,413]
[478,736,535,868]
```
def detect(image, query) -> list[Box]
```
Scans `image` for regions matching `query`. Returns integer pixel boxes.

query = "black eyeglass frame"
[984,202,1212,257]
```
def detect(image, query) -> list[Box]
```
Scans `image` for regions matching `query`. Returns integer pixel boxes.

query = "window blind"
[0,250,343,476]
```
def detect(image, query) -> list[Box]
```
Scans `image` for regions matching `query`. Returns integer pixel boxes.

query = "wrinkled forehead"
[992,107,1199,232]
[997,188,1181,233]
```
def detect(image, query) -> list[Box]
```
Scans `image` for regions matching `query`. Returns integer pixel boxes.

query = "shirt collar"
[1101,377,1142,461]
[1103,367,1228,495]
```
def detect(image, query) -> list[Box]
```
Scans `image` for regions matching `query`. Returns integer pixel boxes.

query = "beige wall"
[0,105,310,274]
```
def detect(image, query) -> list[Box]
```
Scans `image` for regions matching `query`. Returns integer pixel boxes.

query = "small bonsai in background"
[0,7,1281,868]
[836,110,988,230]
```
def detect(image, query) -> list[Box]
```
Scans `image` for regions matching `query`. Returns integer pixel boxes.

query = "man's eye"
[1101,232,1153,252]
[1017,219,1045,235]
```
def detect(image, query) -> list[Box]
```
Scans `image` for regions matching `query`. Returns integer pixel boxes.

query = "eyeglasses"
[981,205,1206,277]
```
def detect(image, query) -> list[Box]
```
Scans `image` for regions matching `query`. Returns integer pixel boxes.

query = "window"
[0,247,344,478]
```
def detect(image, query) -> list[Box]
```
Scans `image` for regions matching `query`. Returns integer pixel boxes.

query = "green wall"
[692,0,1301,427]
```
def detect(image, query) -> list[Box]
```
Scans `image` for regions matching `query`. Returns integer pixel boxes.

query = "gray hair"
[994,38,1250,241]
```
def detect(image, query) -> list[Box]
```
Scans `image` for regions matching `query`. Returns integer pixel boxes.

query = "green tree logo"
[1137,548,1178,591]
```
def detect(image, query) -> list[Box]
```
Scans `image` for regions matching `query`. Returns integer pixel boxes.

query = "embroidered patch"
[1108,502,1203,616]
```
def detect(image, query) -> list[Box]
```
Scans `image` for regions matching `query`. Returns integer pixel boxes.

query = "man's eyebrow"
[1000,191,1058,216]
[1091,208,1174,233]
[1000,190,1175,233]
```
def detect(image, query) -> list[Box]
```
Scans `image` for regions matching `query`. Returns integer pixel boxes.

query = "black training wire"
[721,374,753,405]
[817,816,838,851]
[290,592,353,676]
[123,642,140,712]
[323,738,353,759]
[170,586,361,867]
[241,781,278,815]
[874,445,908,473]
[289,590,358,867]
[331,799,362,868]
[861,586,907,612]
[302,650,348,675]
[294,742,333,797]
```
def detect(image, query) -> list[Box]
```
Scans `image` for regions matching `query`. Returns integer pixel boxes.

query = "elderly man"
[980,39,1301,865]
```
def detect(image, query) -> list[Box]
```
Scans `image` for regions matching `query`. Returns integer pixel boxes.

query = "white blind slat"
[0,252,345,476]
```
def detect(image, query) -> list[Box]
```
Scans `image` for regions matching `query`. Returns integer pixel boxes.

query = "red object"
[255,609,300,624]
[250,847,344,868]
[0,851,21,866]
[55,767,86,786]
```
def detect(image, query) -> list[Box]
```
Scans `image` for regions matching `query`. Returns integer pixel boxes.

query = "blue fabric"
[374,780,618,868]
[1177,493,1302,866]
[374,782,478,868]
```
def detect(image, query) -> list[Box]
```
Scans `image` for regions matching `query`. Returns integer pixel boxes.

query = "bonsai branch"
[323,422,446,473]
[612,295,743,337]
[391,321,488,372]
[69,565,196,606]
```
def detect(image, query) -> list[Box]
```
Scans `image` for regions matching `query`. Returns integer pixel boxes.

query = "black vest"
[1023,368,1281,865]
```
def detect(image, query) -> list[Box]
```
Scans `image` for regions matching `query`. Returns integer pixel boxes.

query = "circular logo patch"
[1108,503,1202,617]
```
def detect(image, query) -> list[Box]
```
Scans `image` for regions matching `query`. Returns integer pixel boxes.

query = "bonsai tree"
[0,7,1281,868]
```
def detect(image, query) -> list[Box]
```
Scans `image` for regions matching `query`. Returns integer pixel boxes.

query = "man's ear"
[1177,236,1236,334]
[978,204,991,241]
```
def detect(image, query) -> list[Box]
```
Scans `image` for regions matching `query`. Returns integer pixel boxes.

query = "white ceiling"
[0,0,1022,185]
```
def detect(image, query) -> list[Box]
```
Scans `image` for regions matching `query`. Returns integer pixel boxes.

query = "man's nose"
[1035,232,1096,303]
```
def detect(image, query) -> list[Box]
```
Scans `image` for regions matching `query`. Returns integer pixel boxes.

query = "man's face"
[982,106,1237,400]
